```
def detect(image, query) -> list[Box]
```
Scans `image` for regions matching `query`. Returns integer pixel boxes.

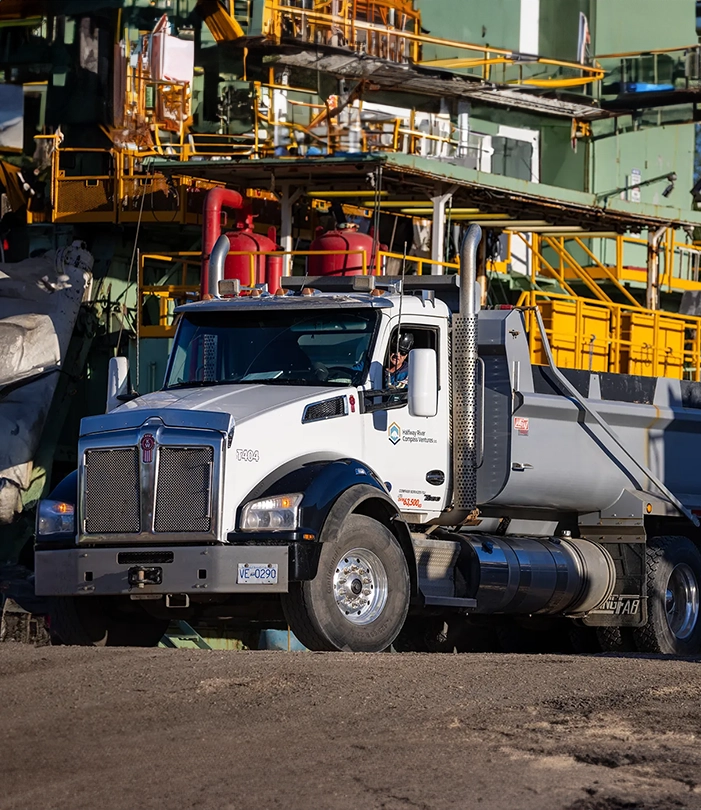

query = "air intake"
[302,397,348,423]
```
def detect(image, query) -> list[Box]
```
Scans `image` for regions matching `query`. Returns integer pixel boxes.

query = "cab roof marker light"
[218,278,241,297]
[353,276,376,292]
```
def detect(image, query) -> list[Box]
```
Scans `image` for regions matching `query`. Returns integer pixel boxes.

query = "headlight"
[240,493,303,532]
[36,500,76,537]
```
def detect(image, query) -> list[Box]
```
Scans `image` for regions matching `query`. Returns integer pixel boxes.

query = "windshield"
[165,308,379,389]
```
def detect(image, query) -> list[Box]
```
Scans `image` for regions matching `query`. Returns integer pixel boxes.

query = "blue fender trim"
[48,470,78,504]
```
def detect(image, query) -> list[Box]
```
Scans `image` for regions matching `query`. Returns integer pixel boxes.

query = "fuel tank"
[460,534,616,616]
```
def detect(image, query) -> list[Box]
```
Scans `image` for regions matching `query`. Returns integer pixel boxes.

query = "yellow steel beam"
[197,0,245,42]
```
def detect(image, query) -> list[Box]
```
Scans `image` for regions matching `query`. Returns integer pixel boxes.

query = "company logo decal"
[349,395,356,414]
[388,422,401,445]
[141,434,155,463]
[514,417,529,436]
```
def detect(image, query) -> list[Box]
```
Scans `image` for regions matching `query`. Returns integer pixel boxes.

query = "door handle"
[511,462,533,472]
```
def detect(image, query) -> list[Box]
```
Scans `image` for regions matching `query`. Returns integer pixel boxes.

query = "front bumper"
[35,544,295,596]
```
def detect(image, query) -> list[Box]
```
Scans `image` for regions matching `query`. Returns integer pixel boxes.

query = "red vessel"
[223,215,278,287]
[308,223,381,276]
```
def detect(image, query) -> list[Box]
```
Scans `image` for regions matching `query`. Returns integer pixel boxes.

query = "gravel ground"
[1,645,700,810]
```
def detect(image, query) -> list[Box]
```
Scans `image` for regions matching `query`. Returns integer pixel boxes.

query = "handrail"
[265,0,605,88]
[596,44,701,59]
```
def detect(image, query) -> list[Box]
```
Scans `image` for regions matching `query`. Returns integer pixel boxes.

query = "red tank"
[224,218,278,287]
[308,223,380,276]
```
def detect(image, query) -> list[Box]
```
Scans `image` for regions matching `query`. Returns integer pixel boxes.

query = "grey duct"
[207,234,231,299]
[646,225,667,311]
[452,224,483,512]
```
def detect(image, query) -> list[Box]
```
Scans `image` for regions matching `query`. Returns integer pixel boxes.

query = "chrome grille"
[84,448,140,534]
[154,446,213,533]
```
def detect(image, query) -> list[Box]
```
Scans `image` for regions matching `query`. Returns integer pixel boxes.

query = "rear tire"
[633,536,701,655]
[282,514,410,652]
[596,626,636,653]
[49,596,169,647]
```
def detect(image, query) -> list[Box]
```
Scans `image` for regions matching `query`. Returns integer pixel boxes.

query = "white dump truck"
[35,227,701,655]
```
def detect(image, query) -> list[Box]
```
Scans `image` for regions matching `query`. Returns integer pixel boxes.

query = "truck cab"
[35,283,458,651]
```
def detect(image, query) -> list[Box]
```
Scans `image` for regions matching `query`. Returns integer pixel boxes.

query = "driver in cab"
[385,333,413,388]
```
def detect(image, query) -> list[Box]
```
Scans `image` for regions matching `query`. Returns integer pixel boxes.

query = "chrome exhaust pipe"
[208,234,231,299]
[452,224,482,513]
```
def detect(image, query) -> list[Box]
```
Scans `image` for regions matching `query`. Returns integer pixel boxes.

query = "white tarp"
[150,15,194,85]
[0,242,93,523]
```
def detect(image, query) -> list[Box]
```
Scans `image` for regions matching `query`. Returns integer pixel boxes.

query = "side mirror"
[408,349,438,417]
[106,356,130,413]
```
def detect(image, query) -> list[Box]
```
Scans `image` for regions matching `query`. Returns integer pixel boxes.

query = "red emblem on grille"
[349,395,356,413]
[141,434,155,463]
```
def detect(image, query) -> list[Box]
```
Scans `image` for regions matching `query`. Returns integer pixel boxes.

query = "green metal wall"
[418,0,522,58]
[591,122,695,206]
[593,0,695,54]
[540,122,587,191]
[539,0,590,63]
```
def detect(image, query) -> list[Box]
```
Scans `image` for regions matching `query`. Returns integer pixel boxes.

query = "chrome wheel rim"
[665,563,700,640]
[332,548,388,626]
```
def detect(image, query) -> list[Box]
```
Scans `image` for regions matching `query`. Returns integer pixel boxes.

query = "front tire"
[49,596,169,647]
[282,514,410,652]
[633,536,701,655]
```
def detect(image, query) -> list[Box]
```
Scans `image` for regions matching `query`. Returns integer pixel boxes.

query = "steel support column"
[280,184,303,277]
[430,184,458,273]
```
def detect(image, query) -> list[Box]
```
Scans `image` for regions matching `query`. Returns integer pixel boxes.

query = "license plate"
[237,563,279,585]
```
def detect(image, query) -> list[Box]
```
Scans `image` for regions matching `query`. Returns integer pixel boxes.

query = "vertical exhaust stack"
[453,224,483,513]
[207,234,231,299]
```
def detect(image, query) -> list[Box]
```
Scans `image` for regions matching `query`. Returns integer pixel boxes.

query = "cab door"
[361,317,450,518]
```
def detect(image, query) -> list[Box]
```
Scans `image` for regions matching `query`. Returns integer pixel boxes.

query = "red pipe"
[201,187,245,296]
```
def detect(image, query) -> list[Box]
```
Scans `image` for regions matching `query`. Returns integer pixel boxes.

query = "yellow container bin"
[533,300,611,372]
[619,311,685,379]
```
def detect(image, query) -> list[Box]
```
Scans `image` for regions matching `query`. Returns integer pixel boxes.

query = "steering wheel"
[325,366,353,381]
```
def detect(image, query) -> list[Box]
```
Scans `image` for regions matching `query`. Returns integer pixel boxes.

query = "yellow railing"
[263,0,604,88]
[517,290,701,382]
[595,44,701,96]
[264,0,421,63]
[539,232,701,295]
[139,252,201,338]
[27,136,223,225]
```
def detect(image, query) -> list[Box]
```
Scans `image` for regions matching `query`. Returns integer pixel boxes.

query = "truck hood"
[116,384,342,425]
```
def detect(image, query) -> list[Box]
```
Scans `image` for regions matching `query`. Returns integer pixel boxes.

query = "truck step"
[423,595,477,609]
